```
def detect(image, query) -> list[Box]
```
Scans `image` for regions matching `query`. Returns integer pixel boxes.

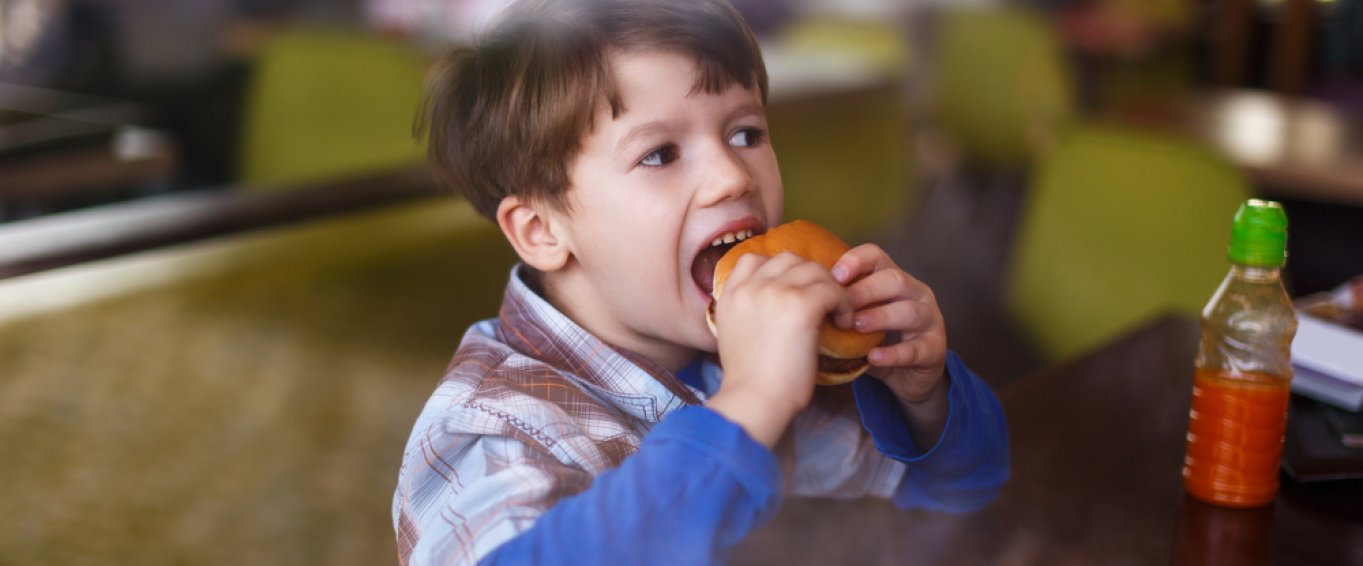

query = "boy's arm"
[786,243,1007,510]
[395,406,781,566]
[853,351,1010,511]
[783,352,1008,511]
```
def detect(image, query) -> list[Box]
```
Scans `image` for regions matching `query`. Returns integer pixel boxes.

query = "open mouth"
[690,228,759,298]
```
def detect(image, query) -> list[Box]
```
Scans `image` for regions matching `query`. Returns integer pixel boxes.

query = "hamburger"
[703,220,885,385]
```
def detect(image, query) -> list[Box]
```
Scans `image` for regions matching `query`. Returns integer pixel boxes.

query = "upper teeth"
[711,230,754,247]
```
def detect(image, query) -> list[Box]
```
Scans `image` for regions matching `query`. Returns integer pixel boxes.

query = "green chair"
[762,15,915,244]
[768,80,912,244]
[1006,125,1251,362]
[238,28,430,189]
[933,6,1076,169]
[777,16,911,76]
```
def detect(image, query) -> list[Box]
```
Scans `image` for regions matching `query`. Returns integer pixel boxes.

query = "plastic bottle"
[1182,199,1298,508]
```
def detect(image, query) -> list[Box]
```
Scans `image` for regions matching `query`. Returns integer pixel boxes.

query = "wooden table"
[731,315,1363,565]
[1113,89,1363,207]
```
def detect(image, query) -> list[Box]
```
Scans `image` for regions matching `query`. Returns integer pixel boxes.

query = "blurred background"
[1,0,1361,563]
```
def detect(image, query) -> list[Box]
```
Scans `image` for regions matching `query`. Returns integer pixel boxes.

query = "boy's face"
[548,49,782,371]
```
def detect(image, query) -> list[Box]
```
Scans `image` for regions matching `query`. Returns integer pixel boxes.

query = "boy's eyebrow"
[615,102,767,155]
[728,102,765,122]
[616,121,670,155]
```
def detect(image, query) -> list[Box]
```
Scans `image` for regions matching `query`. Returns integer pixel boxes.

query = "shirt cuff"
[852,353,966,463]
[855,352,1010,512]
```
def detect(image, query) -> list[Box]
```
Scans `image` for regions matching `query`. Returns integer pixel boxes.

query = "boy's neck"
[520,266,551,299]
[527,267,699,373]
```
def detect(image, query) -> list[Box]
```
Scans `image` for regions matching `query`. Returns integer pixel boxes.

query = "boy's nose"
[697,147,757,206]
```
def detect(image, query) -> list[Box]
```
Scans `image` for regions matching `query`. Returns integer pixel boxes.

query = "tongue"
[691,245,730,296]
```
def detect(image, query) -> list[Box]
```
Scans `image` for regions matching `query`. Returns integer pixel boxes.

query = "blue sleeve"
[482,406,781,565]
[852,351,1010,512]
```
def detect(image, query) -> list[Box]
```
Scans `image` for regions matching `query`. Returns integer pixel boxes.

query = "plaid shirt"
[393,266,1000,564]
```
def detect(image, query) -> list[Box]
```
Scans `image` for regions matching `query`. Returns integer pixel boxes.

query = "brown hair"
[418,0,768,219]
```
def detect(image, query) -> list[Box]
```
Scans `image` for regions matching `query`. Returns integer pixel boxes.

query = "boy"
[393,0,1009,564]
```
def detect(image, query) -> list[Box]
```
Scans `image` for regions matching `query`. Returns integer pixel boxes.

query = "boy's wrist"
[896,371,950,450]
[706,385,801,448]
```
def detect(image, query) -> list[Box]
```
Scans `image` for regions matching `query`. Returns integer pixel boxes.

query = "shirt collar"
[494,265,704,422]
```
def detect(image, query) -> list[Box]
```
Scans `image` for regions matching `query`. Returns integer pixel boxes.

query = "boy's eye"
[729,127,765,148]
[640,145,678,167]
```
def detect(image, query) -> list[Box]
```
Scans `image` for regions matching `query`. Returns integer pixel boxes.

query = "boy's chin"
[690,327,719,354]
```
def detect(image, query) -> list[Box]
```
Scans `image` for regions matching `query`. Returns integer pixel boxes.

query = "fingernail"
[831,265,848,283]
[854,316,867,330]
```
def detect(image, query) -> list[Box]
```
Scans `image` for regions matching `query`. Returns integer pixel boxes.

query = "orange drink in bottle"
[1182,200,1297,508]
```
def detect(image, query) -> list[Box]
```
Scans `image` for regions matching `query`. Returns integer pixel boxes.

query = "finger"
[736,253,808,294]
[845,268,935,310]
[867,335,945,368]
[802,271,856,326]
[831,243,894,285]
[732,253,843,303]
[853,300,938,335]
[735,253,858,328]
[763,257,855,322]
[722,252,771,292]
[760,251,813,274]
[747,252,828,286]
[819,277,857,327]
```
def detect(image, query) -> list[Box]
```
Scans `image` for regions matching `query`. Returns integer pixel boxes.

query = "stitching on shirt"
[458,355,638,464]
[465,401,558,450]
[599,394,656,422]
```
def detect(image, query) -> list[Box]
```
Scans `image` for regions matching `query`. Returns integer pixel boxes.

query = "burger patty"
[818,355,869,376]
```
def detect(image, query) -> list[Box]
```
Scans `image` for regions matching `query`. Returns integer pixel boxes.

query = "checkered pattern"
[393,267,905,565]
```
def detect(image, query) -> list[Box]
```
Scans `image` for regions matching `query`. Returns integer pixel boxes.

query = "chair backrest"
[764,17,914,244]
[777,16,911,75]
[238,28,429,189]
[768,80,912,243]
[1006,125,1251,362]
[933,6,1075,168]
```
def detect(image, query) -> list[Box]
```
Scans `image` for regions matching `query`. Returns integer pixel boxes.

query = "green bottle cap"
[1228,199,1288,267]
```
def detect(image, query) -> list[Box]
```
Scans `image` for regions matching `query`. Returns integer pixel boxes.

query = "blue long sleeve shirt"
[393,267,1009,565]
[480,352,1008,565]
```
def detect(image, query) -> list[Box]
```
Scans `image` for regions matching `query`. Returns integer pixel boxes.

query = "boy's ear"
[496,196,571,272]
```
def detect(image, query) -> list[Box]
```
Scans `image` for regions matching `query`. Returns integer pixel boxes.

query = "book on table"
[1291,277,1363,412]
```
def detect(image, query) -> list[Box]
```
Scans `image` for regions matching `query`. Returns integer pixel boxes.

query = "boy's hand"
[706,252,855,447]
[832,244,951,448]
